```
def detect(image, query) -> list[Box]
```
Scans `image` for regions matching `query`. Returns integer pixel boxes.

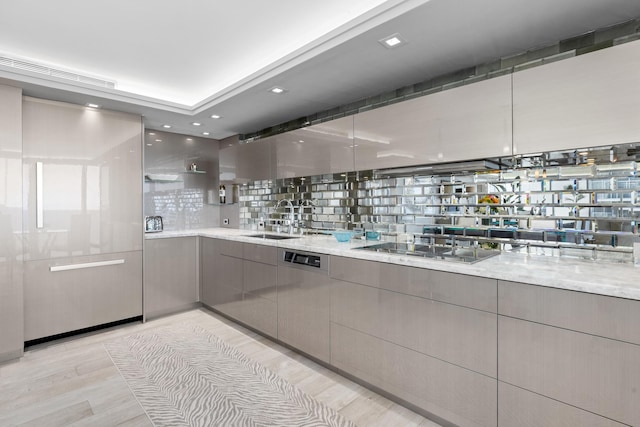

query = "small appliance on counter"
[145,215,163,233]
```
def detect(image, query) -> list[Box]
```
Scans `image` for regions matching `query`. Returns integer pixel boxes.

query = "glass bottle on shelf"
[219,185,226,204]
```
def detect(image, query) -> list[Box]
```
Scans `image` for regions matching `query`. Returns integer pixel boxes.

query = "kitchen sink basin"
[246,234,299,240]
[354,242,499,264]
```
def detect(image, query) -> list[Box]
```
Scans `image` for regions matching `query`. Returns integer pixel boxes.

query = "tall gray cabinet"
[22,98,143,341]
[0,85,23,361]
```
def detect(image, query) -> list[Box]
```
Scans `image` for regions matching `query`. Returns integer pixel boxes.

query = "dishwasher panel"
[277,249,331,363]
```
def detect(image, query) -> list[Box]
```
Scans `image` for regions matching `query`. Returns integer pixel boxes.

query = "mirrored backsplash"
[239,143,640,263]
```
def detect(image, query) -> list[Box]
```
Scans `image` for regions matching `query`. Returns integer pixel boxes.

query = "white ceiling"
[1,0,639,140]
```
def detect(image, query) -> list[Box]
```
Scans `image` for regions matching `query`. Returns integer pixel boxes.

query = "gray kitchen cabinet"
[329,256,498,425]
[0,85,23,361]
[277,250,331,363]
[236,137,275,183]
[498,315,640,426]
[241,244,277,338]
[498,279,640,424]
[331,281,497,376]
[513,39,640,155]
[499,280,640,345]
[331,323,497,427]
[22,97,143,341]
[274,116,354,178]
[144,237,199,319]
[498,382,625,427]
[243,242,278,265]
[353,74,512,171]
[330,256,497,312]
[24,251,142,341]
[199,236,219,306]
[219,239,243,258]
[201,238,277,338]
[201,238,243,318]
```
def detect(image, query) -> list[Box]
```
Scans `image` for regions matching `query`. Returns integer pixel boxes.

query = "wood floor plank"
[17,400,93,427]
[67,399,150,427]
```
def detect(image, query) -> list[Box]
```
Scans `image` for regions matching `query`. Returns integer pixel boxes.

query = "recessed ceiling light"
[192,122,201,126]
[85,103,100,108]
[269,86,286,94]
[202,132,210,136]
[148,132,155,136]
[155,139,162,142]
[186,138,193,141]
[211,114,222,119]
[379,33,406,49]
[298,140,304,143]
[162,124,172,129]
[146,143,153,146]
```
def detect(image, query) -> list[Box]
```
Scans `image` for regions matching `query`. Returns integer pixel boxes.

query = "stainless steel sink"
[354,242,498,264]
[246,234,299,240]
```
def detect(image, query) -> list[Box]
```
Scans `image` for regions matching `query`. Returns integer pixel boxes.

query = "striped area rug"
[105,323,355,427]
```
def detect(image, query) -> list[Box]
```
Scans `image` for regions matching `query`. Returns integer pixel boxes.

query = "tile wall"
[239,144,640,262]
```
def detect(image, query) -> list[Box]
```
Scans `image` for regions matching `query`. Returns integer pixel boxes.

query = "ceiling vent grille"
[0,55,116,89]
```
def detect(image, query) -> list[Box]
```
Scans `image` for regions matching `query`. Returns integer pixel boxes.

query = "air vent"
[0,55,116,89]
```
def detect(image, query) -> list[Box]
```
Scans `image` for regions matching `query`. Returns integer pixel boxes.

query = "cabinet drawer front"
[499,280,640,345]
[243,243,278,265]
[243,260,277,301]
[331,323,497,427]
[498,382,625,427]
[236,292,277,339]
[498,316,640,426]
[330,256,497,312]
[216,255,243,295]
[332,281,497,377]
[24,251,142,341]
[219,240,243,258]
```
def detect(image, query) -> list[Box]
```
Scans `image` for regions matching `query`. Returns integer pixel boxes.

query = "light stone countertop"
[147,228,640,301]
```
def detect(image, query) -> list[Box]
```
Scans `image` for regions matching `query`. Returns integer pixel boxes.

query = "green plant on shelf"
[563,184,586,204]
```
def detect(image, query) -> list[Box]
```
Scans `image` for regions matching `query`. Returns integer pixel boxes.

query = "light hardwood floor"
[0,309,441,427]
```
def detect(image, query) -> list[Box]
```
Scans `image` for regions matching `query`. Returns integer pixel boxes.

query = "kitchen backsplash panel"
[239,143,640,262]
[144,130,220,231]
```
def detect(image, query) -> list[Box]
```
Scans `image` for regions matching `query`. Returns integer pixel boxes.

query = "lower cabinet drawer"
[498,382,625,427]
[243,243,278,265]
[24,251,142,341]
[219,240,243,258]
[331,323,497,427]
[498,315,640,426]
[237,292,277,339]
[332,281,497,377]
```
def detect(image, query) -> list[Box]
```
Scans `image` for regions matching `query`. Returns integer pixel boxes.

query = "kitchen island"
[146,228,640,427]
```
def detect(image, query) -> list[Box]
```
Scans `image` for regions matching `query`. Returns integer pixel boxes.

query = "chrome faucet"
[277,199,295,234]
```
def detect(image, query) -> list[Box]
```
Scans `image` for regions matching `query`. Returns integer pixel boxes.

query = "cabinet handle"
[50,259,125,272]
[36,161,43,229]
